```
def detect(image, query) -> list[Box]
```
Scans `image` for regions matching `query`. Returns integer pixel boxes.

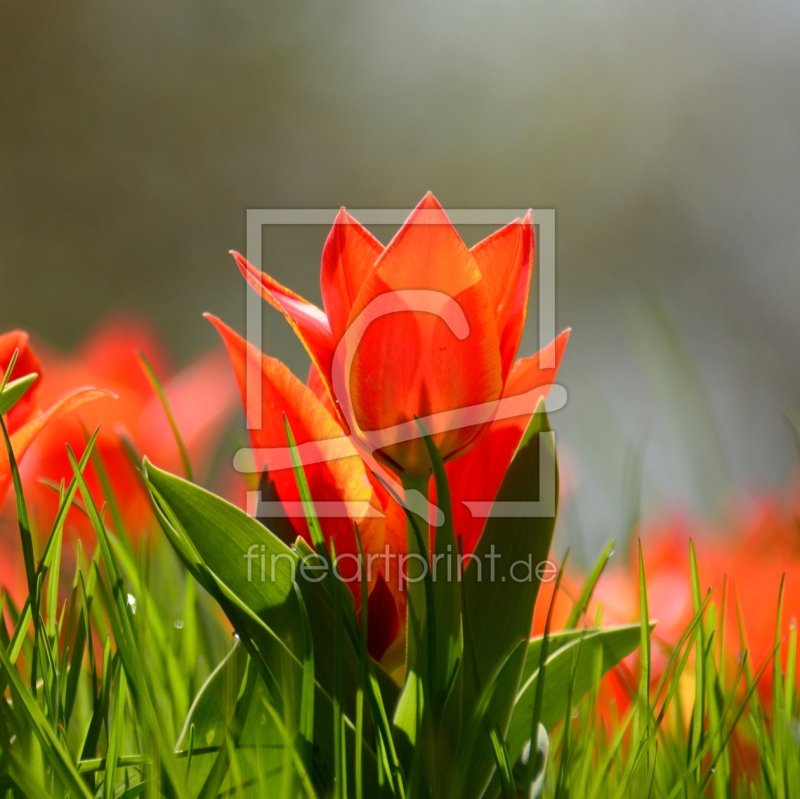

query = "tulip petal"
[75,315,170,398]
[307,362,339,421]
[443,423,524,556]
[363,572,400,661]
[1,387,114,503]
[231,251,337,401]
[321,208,384,341]
[444,329,570,554]
[471,212,535,379]
[206,314,384,578]
[503,328,570,401]
[344,193,504,473]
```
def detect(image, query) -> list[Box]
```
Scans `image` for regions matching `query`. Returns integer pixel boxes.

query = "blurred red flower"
[16,316,238,543]
[591,480,800,707]
[1,330,109,507]
[1,329,111,601]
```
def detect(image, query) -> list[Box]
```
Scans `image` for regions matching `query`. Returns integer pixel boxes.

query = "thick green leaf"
[147,460,357,703]
[177,644,248,792]
[448,640,528,799]
[455,405,558,796]
[462,405,558,697]
[506,624,645,762]
[145,461,398,794]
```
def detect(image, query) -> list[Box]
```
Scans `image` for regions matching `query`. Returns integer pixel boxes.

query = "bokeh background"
[2,0,800,561]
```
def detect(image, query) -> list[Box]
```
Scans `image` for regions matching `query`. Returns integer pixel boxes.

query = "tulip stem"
[400,471,432,681]
[400,472,431,561]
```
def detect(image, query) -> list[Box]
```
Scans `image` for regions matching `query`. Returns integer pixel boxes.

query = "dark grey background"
[2,0,799,560]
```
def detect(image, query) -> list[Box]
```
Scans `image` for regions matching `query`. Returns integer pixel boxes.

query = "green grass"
[1,362,798,797]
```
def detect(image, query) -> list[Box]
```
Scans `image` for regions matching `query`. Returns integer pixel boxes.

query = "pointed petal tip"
[417,191,444,211]
[203,313,230,338]
[204,313,233,337]
[229,250,254,275]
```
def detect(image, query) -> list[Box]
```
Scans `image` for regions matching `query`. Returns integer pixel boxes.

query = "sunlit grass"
[1,356,798,797]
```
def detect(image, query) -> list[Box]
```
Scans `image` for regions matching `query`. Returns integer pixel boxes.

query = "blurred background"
[2,0,800,562]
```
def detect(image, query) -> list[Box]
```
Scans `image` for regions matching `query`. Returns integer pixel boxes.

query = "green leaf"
[462,404,558,700]
[0,636,94,799]
[455,403,559,796]
[3,426,100,671]
[0,410,36,602]
[294,581,316,756]
[177,643,250,792]
[565,539,615,629]
[447,640,528,799]
[138,351,194,482]
[197,654,259,799]
[354,527,369,799]
[525,554,567,794]
[0,372,38,417]
[506,624,646,763]
[391,468,438,787]
[145,461,396,794]
[488,721,516,799]
[104,666,128,799]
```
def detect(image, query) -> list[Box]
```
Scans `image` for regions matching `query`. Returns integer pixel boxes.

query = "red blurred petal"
[137,346,238,472]
[45,315,169,401]
[1,387,114,503]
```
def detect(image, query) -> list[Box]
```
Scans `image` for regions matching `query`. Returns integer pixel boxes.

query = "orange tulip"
[212,195,569,660]
[0,330,108,505]
[17,316,238,542]
[232,192,568,478]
